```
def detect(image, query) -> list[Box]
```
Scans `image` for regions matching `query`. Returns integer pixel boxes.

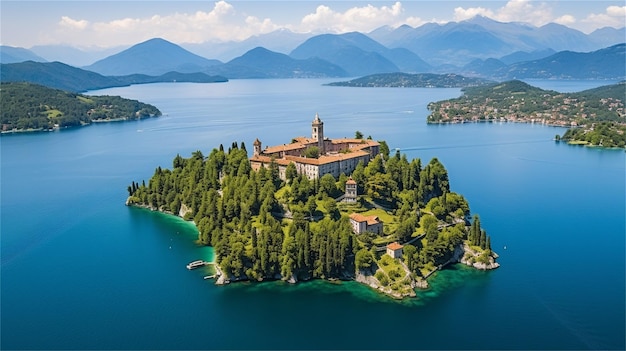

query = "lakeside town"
[427,80,625,127]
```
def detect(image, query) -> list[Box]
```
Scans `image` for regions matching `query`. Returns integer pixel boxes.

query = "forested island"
[0,82,161,132]
[557,121,626,148]
[126,140,498,299]
[327,73,493,88]
[427,80,626,148]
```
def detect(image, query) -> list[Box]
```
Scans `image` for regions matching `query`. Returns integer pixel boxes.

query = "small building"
[349,213,383,235]
[344,177,357,203]
[386,242,403,259]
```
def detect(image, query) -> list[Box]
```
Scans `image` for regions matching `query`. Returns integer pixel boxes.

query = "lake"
[1,78,624,350]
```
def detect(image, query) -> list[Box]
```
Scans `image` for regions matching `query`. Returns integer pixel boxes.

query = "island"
[426,80,626,148]
[558,121,626,148]
[326,73,494,88]
[126,115,498,299]
[0,82,161,133]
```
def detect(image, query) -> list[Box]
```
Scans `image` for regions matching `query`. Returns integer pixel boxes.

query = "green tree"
[319,173,338,198]
[304,146,320,159]
[285,162,297,183]
[355,248,374,271]
[403,244,417,271]
[305,196,317,217]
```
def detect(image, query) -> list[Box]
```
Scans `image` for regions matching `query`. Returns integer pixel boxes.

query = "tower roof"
[253,138,261,146]
[312,113,322,125]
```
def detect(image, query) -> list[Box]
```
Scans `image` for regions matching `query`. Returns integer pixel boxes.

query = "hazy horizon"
[1,1,624,50]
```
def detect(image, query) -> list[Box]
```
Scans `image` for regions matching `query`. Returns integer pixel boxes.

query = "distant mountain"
[205,47,347,78]
[370,16,624,66]
[290,32,397,76]
[1,61,121,92]
[30,44,126,67]
[588,27,626,49]
[1,61,227,92]
[499,49,557,65]
[499,43,626,80]
[183,28,313,62]
[84,38,222,76]
[290,32,430,76]
[460,58,508,77]
[326,73,493,88]
[578,81,626,101]
[0,46,47,64]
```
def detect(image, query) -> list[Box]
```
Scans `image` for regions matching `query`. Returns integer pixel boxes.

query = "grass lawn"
[44,109,62,118]
[377,254,405,280]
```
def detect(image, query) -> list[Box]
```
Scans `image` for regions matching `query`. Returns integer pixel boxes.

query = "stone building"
[250,114,380,180]
[386,242,403,259]
[349,213,383,235]
[344,177,357,203]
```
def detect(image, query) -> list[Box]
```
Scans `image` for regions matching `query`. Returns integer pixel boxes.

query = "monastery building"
[250,114,380,180]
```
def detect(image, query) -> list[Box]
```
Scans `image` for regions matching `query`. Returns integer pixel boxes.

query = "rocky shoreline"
[127,199,499,299]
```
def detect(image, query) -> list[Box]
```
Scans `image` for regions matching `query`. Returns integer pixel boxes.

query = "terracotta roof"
[349,213,381,225]
[263,142,308,154]
[249,155,292,167]
[346,178,356,185]
[281,150,370,166]
[387,242,403,251]
[330,138,379,148]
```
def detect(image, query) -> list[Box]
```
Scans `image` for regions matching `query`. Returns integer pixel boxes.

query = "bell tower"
[312,113,324,153]
[253,138,262,156]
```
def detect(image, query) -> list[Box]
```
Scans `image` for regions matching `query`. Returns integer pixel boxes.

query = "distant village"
[427,82,625,127]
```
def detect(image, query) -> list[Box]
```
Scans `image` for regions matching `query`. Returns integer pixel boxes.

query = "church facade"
[250,114,380,180]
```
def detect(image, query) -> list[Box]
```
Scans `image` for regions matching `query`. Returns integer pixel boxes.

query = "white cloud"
[44,1,626,48]
[59,16,89,30]
[606,5,626,17]
[453,7,494,21]
[296,2,407,33]
[582,6,626,32]
[554,15,576,26]
[51,1,280,46]
[454,0,553,26]
[404,16,425,28]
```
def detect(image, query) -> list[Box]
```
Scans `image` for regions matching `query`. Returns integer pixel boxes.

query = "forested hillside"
[427,80,625,125]
[327,73,493,88]
[1,82,161,131]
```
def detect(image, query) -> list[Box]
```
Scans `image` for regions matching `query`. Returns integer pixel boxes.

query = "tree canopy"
[1,82,161,131]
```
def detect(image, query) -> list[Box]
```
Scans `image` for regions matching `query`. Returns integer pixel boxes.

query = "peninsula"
[126,115,498,299]
[426,80,625,148]
[327,73,494,88]
[0,82,161,133]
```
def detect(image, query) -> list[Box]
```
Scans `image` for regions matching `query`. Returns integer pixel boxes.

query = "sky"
[1,0,625,49]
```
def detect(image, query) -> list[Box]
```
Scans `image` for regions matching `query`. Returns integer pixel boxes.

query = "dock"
[186,260,208,270]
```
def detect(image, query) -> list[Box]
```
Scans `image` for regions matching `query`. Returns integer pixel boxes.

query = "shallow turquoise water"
[2,79,624,349]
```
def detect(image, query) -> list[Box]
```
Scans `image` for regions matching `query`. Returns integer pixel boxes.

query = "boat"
[186,260,206,270]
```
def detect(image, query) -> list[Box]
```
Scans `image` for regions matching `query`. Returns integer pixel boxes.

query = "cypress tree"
[479,229,486,249]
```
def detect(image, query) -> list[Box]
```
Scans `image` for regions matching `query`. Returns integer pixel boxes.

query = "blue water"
[2,79,624,350]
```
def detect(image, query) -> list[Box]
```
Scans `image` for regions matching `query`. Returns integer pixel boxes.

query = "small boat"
[186,260,206,270]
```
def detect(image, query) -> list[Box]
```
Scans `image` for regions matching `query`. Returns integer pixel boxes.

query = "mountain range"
[0,61,227,92]
[1,16,624,85]
[84,38,222,76]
